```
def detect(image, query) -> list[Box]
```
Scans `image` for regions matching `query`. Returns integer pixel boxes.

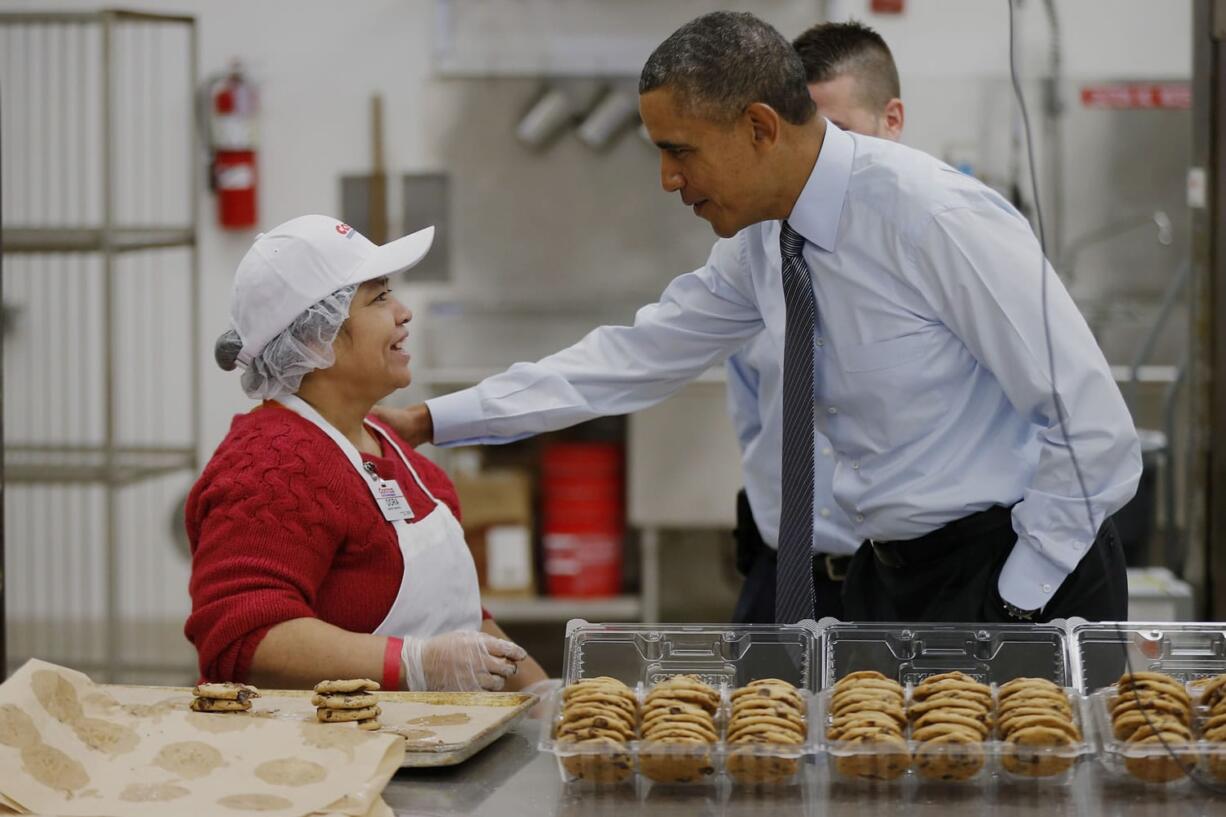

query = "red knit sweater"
[184,403,480,682]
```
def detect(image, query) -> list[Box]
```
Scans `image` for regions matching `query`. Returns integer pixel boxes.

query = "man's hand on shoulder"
[372,403,434,448]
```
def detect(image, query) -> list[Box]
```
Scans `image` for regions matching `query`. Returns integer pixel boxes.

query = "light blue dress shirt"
[427,121,1142,611]
[725,333,861,556]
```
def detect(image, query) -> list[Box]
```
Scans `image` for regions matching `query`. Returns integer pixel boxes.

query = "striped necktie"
[775,220,817,624]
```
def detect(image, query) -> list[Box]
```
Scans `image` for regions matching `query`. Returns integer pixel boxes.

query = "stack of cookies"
[555,677,637,783]
[1110,670,1195,783]
[638,675,719,783]
[725,678,807,784]
[908,671,991,782]
[826,670,909,781]
[312,679,382,731]
[191,682,259,714]
[996,677,1081,777]
[1198,673,1226,780]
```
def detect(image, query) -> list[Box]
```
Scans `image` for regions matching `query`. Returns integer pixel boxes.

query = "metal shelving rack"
[1,10,199,681]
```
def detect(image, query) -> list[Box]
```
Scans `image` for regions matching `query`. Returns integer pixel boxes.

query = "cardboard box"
[453,470,535,596]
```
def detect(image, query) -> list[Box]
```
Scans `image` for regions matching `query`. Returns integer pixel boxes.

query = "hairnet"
[214,284,357,400]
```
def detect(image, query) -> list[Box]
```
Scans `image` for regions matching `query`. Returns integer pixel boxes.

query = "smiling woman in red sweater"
[184,215,546,692]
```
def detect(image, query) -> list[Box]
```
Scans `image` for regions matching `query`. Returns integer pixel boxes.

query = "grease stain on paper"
[21,743,90,795]
[119,782,191,802]
[254,757,327,787]
[31,670,84,723]
[152,740,225,779]
[299,721,365,759]
[71,717,139,756]
[0,704,40,748]
[218,793,294,811]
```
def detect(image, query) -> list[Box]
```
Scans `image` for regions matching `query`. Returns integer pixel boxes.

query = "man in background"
[728,21,906,624]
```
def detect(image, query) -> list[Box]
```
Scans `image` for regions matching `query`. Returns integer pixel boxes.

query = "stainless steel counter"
[382,719,1222,817]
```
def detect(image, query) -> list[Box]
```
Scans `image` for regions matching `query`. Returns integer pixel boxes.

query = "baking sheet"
[103,685,535,768]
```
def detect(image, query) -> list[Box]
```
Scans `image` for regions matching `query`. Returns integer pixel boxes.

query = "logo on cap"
[335,222,355,237]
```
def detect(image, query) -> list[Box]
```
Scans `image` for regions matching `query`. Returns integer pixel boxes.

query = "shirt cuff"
[425,388,487,446]
[997,541,1072,611]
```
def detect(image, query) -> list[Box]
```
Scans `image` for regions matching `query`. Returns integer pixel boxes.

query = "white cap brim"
[344,225,436,286]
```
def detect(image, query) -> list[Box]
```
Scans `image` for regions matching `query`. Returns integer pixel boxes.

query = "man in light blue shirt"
[727,21,907,625]
[378,12,1140,623]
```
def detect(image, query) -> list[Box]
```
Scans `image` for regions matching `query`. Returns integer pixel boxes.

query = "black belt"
[868,505,1014,569]
[818,553,852,582]
[753,545,851,582]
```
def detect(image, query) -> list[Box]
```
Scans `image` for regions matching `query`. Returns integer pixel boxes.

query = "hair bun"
[214,330,243,371]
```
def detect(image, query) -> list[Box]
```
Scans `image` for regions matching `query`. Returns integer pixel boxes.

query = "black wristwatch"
[995,584,1043,621]
[999,598,1041,621]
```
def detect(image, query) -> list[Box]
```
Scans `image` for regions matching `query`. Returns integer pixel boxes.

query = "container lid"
[817,618,1074,689]
[561,619,821,692]
[1068,618,1226,692]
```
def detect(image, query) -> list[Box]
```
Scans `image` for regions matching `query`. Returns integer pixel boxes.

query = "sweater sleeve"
[184,438,348,682]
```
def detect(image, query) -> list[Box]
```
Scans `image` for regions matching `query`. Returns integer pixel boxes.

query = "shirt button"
[820,507,831,518]
[856,514,864,522]
[821,447,832,457]
[815,337,825,347]
[851,461,860,470]
[1073,542,1084,551]
[827,407,838,415]
[1042,583,1053,594]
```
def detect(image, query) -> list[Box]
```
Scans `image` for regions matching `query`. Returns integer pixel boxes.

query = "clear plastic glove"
[400,630,527,691]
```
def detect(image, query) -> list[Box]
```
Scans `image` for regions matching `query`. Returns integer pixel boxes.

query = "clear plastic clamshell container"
[1071,620,1226,787]
[537,619,821,789]
[818,619,1092,787]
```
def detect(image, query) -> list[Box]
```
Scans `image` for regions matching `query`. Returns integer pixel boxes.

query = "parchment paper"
[0,660,404,817]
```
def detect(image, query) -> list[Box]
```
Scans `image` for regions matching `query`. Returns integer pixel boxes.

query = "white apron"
[277,395,482,638]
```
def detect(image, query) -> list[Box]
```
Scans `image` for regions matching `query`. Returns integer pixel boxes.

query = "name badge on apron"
[365,462,414,522]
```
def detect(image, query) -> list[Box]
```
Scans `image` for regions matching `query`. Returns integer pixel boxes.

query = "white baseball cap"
[230,214,434,367]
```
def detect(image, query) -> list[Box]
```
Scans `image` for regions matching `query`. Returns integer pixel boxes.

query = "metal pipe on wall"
[101,10,120,681]
[1041,0,1065,268]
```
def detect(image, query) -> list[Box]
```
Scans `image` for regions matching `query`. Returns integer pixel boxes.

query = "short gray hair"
[639,12,816,126]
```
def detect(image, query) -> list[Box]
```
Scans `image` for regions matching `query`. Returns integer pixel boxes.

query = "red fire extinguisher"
[206,63,258,230]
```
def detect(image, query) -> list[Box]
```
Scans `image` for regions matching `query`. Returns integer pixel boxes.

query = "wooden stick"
[368,94,388,244]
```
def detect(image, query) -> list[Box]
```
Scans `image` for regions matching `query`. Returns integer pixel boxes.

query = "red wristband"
[383,637,403,692]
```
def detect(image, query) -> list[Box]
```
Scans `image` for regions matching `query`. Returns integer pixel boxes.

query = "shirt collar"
[784,119,854,253]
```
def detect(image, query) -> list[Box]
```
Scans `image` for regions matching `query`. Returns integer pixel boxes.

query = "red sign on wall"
[1080,82,1191,110]
[871,0,905,13]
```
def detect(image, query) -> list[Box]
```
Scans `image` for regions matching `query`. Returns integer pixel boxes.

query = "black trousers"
[841,504,1128,622]
[731,490,848,624]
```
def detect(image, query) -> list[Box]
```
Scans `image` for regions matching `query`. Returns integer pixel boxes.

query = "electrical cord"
[1006,0,1222,792]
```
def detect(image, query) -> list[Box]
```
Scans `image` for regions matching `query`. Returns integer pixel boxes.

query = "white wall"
[829,0,1190,79]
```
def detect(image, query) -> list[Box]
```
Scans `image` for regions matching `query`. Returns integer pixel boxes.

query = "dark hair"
[793,20,900,110]
[639,11,816,126]
[214,329,242,371]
